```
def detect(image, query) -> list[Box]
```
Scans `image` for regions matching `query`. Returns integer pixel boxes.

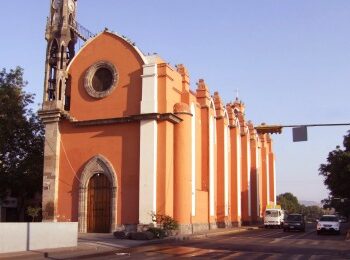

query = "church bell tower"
[39,0,77,221]
[43,0,77,111]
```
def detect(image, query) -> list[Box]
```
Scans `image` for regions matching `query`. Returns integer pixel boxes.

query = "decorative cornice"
[73,112,182,126]
[38,109,62,123]
[174,102,191,114]
[38,109,182,125]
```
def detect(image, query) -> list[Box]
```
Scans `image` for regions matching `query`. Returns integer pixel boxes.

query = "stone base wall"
[217,220,234,228]
[231,221,241,227]
[241,220,252,226]
[209,222,218,230]
[177,224,193,234]
[112,220,253,235]
[225,220,232,228]
[116,224,138,232]
[191,223,209,233]
[216,222,226,228]
[250,220,263,225]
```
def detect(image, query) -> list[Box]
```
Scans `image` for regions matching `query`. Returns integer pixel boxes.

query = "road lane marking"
[280,234,297,239]
[289,255,304,260]
[270,234,296,243]
[255,230,284,238]
[220,251,245,259]
[295,229,316,239]
[270,238,283,244]
[221,230,283,239]
[265,253,284,260]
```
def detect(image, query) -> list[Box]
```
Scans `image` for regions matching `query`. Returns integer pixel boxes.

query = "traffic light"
[255,124,283,135]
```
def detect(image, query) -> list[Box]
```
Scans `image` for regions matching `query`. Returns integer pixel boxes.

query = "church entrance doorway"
[87,173,111,233]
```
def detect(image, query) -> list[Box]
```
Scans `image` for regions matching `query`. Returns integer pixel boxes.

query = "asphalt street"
[1,223,349,259]
[97,223,350,259]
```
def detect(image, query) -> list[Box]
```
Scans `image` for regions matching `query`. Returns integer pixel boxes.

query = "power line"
[282,123,350,128]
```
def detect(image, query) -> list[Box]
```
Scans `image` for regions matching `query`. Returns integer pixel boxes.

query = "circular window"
[84,61,118,98]
[92,68,113,92]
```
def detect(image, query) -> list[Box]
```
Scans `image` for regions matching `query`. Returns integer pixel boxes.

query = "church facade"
[39,0,277,233]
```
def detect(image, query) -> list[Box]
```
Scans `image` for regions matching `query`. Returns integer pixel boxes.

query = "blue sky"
[1,1,350,203]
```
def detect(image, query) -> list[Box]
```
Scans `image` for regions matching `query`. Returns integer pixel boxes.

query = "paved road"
[94,223,350,259]
[1,223,349,259]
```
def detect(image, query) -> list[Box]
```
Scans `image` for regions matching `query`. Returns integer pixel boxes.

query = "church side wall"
[241,130,252,224]
[156,121,174,217]
[250,136,259,223]
[211,113,218,228]
[216,117,225,226]
[268,139,276,204]
[230,125,242,226]
[191,102,209,229]
[156,63,181,218]
[257,139,264,218]
[157,63,182,114]
[260,135,269,212]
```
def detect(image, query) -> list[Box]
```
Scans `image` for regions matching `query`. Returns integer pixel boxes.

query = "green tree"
[299,204,324,221]
[26,206,41,222]
[0,67,44,220]
[319,130,350,217]
[277,192,300,213]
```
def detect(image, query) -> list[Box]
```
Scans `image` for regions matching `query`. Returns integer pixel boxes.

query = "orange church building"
[39,0,277,233]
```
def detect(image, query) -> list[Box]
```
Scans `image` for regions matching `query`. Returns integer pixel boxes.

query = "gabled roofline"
[67,30,149,72]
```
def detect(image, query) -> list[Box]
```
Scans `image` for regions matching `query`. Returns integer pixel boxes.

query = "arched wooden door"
[87,173,111,233]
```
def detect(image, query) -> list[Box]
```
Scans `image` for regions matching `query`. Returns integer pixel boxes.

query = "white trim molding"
[141,63,158,113]
[191,103,196,216]
[224,125,229,216]
[266,153,270,203]
[236,126,242,218]
[209,115,215,217]
[273,160,276,204]
[139,62,158,224]
[139,120,158,224]
[247,134,251,217]
[256,147,260,217]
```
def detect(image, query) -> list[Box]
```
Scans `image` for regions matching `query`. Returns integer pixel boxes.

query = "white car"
[317,215,340,235]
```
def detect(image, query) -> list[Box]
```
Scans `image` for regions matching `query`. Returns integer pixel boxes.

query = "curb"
[167,226,260,241]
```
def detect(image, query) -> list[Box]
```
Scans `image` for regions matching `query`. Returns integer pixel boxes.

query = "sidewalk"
[170,225,260,240]
[0,226,258,259]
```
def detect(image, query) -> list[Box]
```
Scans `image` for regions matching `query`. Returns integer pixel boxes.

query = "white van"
[264,205,285,228]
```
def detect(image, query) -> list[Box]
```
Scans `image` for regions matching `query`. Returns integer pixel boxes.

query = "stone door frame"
[78,154,117,233]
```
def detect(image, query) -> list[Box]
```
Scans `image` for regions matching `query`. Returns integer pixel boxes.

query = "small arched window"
[60,45,65,69]
[58,80,62,101]
[47,39,59,101]
[68,14,74,26]
[49,39,58,67]
[67,40,75,63]
[64,76,71,111]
